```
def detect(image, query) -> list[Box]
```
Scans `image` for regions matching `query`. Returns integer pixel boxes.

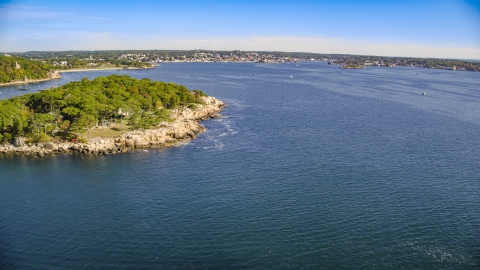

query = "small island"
[0,75,225,157]
[341,64,364,69]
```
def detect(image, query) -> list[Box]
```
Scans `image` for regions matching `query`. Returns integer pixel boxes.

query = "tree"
[127,112,142,130]
[30,113,54,135]
[94,104,114,130]
[70,114,96,138]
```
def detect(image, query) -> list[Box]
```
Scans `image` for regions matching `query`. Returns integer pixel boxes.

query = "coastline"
[0,96,225,157]
[341,65,364,69]
[59,66,156,73]
[58,67,124,73]
[0,74,61,87]
[0,66,156,87]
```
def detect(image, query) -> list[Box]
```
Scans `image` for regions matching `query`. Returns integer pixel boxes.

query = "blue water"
[1,63,479,269]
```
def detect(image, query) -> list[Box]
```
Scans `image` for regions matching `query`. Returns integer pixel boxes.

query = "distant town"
[2,50,480,72]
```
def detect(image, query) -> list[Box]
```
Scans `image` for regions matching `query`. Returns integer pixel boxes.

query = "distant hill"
[0,55,55,84]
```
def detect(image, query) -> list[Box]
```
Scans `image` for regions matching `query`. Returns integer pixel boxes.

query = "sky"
[0,0,479,59]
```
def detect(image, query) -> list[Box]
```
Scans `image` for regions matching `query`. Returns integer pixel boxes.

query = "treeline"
[0,75,208,143]
[332,55,480,71]
[5,50,480,71]
[0,56,54,83]
[11,49,335,60]
[14,50,193,60]
[41,58,151,70]
[14,50,157,70]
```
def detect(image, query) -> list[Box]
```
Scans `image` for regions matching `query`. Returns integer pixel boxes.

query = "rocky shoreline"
[0,71,61,87]
[0,96,225,157]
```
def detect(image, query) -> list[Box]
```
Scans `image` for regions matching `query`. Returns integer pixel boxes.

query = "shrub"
[32,133,51,143]
[77,138,88,143]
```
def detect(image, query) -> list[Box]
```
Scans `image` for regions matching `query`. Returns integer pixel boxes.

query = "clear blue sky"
[1,0,479,59]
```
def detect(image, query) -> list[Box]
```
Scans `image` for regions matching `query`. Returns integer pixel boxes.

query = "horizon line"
[2,49,479,62]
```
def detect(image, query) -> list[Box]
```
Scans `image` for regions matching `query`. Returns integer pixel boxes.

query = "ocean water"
[1,63,479,269]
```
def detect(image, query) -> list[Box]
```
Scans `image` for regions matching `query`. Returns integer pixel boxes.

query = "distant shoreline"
[0,75,61,87]
[59,66,156,73]
[0,67,156,87]
[58,67,124,73]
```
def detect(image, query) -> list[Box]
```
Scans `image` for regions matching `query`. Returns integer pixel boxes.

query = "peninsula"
[0,75,225,157]
[0,55,60,86]
[0,55,154,87]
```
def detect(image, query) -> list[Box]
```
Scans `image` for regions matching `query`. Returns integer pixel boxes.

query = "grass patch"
[78,119,131,138]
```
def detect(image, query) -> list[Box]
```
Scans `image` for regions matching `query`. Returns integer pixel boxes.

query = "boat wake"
[402,241,469,265]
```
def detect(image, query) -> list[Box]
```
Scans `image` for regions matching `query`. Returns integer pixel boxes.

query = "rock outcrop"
[0,97,225,157]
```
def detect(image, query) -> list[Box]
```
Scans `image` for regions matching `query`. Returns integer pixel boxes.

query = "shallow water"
[1,63,479,268]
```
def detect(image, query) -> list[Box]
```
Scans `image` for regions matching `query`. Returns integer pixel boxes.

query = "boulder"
[13,137,25,147]
[44,142,58,151]
[125,139,135,147]
[134,137,150,147]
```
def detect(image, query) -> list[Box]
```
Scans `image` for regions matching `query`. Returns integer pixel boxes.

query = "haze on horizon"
[0,0,479,60]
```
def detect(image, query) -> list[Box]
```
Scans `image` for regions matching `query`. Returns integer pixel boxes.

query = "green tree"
[70,114,96,138]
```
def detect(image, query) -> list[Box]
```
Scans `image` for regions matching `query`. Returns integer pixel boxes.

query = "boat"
[422,92,426,96]
[17,76,29,91]
[17,84,29,91]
